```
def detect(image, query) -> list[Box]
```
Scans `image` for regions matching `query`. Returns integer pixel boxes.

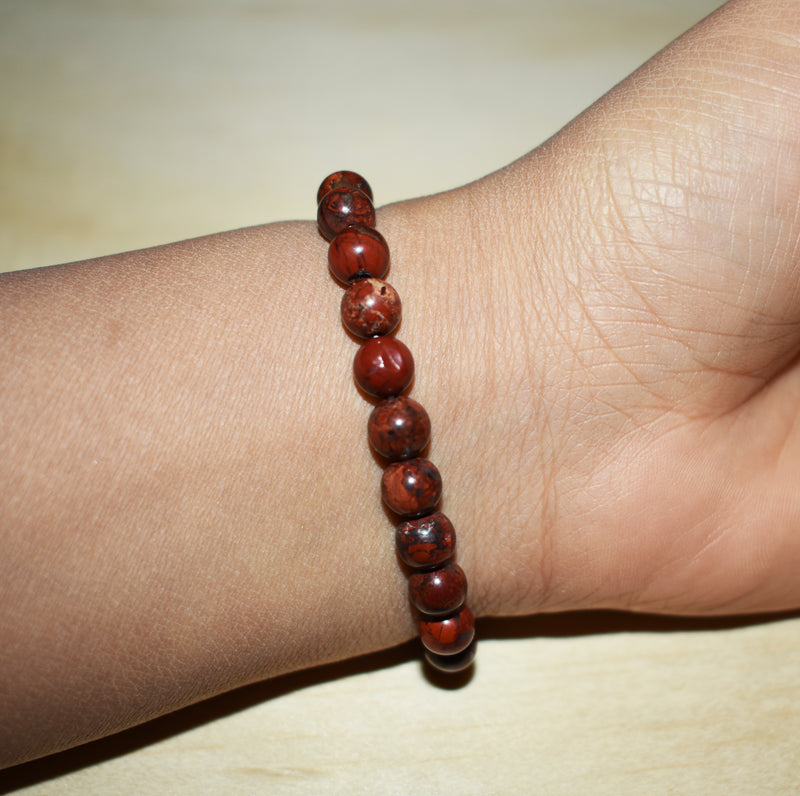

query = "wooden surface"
[2,1,799,793]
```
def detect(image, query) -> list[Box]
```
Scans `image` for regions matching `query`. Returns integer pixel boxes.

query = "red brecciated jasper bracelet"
[316,170,476,673]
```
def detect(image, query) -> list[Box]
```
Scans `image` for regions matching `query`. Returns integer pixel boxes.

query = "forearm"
[0,219,461,764]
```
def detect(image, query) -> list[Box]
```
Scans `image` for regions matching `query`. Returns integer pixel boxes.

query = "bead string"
[316,171,476,673]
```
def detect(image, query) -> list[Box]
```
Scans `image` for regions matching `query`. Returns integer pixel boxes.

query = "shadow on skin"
[1,609,797,792]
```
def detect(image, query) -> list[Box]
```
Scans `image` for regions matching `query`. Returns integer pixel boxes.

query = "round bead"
[317,171,373,205]
[368,396,430,460]
[409,562,467,615]
[317,189,375,241]
[381,457,442,517]
[425,639,477,673]
[419,606,475,656]
[341,278,401,337]
[353,336,414,398]
[329,226,390,284]
[395,512,456,568]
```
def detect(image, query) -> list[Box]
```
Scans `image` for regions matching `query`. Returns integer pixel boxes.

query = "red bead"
[419,606,475,656]
[329,226,390,285]
[368,396,430,460]
[341,279,401,338]
[425,639,476,673]
[395,512,456,568]
[317,189,375,241]
[381,457,442,517]
[353,336,414,398]
[317,171,373,205]
[409,562,467,615]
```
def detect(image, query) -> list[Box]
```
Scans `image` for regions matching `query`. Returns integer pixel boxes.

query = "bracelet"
[316,171,476,673]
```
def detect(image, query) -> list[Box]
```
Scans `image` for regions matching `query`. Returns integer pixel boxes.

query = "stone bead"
[418,606,475,656]
[367,396,430,460]
[329,227,390,285]
[381,457,442,517]
[395,512,456,568]
[425,639,477,673]
[353,336,414,398]
[317,170,373,205]
[341,278,401,337]
[317,189,375,241]
[409,562,467,615]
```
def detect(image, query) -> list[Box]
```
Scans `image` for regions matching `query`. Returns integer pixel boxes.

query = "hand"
[406,0,800,618]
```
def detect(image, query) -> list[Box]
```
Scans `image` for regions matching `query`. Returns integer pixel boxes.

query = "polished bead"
[409,562,467,615]
[317,170,373,205]
[368,396,430,460]
[425,639,477,673]
[329,226,390,285]
[419,606,475,656]
[341,278,400,337]
[395,512,456,568]
[381,457,442,517]
[353,336,414,398]
[317,189,375,241]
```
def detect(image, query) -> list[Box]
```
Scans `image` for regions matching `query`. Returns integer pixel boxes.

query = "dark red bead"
[317,189,375,241]
[317,171,373,205]
[409,562,467,615]
[395,512,456,568]
[353,336,414,398]
[329,226,390,284]
[425,639,477,673]
[381,457,442,517]
[419,606,475,656]
[341,278,400,337]
[368,396,430,460]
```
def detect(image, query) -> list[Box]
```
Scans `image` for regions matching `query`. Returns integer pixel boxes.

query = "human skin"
[2,0,800,767]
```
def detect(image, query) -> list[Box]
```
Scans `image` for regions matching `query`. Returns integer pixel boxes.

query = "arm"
[3,0,800,767]
[0,222,425,764]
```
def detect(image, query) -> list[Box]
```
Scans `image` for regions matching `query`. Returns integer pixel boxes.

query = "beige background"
[2,1,799,793]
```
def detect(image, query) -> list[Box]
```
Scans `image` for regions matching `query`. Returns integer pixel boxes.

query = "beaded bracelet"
[316,171,476,673]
